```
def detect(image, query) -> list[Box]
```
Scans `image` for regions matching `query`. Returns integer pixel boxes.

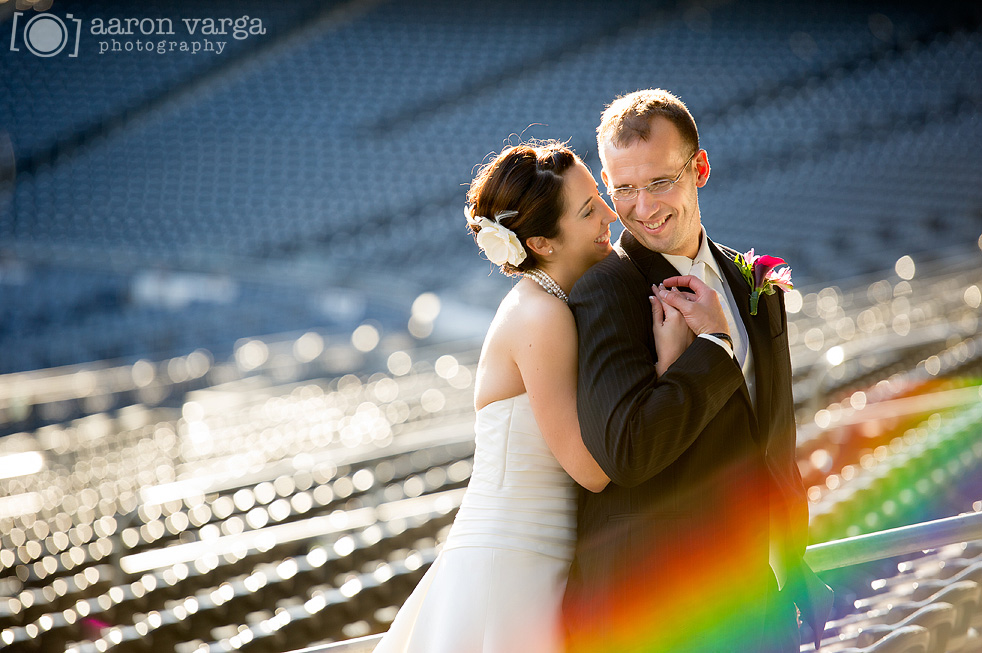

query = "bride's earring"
[525,236,554,259]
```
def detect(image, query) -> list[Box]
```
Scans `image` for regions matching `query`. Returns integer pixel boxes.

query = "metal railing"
[804,510,982,572]
[294,511,982,653]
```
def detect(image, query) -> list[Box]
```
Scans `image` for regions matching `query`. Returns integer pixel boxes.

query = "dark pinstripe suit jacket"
[563,229,831,649]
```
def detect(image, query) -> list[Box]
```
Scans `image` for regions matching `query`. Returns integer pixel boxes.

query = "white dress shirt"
[661,228,756,409]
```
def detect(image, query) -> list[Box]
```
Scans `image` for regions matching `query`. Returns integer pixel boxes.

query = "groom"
[564,89,832,652]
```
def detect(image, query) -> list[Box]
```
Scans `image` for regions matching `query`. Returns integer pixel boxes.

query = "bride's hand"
[650,287,695,376]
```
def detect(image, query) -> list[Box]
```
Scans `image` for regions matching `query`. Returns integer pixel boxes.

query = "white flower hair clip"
[464,206,527,267]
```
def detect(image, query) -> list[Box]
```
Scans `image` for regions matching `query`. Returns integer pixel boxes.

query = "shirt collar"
[662,226,722,279]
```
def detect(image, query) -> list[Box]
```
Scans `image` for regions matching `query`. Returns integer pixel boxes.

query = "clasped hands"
[649,275,730,376]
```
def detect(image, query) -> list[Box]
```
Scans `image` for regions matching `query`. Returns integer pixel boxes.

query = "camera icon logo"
[9,12,82,58]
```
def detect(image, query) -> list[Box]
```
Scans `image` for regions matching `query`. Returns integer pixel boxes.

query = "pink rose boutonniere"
[735,249,794,316]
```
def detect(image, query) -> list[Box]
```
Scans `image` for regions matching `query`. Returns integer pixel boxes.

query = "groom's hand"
[658,275,730,337]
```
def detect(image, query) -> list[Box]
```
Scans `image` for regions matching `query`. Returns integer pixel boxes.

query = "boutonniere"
[734,249,793,316]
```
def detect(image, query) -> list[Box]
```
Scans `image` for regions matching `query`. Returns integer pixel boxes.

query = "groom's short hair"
[597,89,699,158]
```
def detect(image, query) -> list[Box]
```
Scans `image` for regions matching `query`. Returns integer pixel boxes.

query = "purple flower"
[738,249,793,315]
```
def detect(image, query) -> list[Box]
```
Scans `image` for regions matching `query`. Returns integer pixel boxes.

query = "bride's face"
[551,161,617,270]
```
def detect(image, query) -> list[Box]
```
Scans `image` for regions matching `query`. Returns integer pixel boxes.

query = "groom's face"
[600,117,708,259]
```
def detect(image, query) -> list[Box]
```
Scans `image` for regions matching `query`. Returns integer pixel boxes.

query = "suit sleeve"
[570,265,747,487]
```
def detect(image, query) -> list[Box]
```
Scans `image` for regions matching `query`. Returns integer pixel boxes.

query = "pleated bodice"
[443,393,576,561]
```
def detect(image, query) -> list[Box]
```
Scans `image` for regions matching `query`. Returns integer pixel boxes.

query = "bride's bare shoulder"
[491,282,573,340]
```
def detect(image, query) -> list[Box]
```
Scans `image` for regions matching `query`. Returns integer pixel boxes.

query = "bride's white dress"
[373,393,577,653]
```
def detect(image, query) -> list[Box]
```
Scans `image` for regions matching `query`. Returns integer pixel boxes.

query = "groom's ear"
[600,169,610,189]
[694,150,710,187]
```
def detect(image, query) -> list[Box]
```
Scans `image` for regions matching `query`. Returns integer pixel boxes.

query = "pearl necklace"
[524,268,568,303]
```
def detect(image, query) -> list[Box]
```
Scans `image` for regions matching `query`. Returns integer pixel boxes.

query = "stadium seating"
[2,275,981,651]
[1,0,981,650]
[3,0,980,374]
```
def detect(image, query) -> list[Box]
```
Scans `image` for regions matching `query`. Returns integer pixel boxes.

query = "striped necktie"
[690,256,748,372]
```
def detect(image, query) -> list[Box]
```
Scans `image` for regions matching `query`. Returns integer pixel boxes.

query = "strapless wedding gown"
[373,393,577,653]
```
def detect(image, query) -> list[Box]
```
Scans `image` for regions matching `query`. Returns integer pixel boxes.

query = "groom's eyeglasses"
[606,151,697,202]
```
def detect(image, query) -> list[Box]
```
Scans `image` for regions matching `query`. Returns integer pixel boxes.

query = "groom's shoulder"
[570,244,646,311]
[714,241,741,262]
[577,245,638,288]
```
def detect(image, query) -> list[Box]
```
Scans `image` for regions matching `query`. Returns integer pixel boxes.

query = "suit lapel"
[617,229,680,283]
[710,239,773,430]
[619,230,773,436]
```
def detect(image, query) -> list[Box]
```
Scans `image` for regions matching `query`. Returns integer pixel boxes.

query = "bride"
[374,141,697,652]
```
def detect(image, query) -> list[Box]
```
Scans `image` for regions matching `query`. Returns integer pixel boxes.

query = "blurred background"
[1,0,981,651]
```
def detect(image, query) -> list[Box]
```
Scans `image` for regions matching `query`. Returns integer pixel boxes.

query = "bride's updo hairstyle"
[466,141,576,276]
